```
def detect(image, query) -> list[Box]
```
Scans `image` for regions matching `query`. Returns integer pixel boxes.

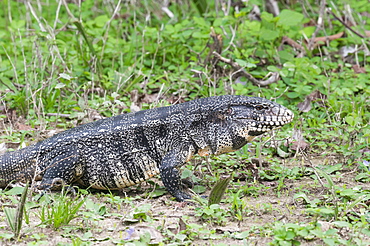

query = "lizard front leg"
[160,144,196,201]
[36,145,83,192]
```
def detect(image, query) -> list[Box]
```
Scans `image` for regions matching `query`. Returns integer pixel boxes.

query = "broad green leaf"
[150,189,167,198]
[345,116,355,126]
[277,10,304,27]
[192,31,209,39]
[0,233,15,240]
[235,59,248,67]
[95,15,109,28]
[10,20,25,30]
[193,185,206,194]
[286,92,300,99]
[323,164,343,174]
[293,193,310,204]
[193,16,209,27]
[260,29,279,41]
[277,145,290,158]
[55,83,65,89]
[300,26,316,37]
[355,173,370,181]
[234,231,250,239]
[332,221,351,228]
[278,50,294,62]
[4,187,25,196]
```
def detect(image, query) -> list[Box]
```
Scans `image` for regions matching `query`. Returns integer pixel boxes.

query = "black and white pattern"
[0,95,294,201]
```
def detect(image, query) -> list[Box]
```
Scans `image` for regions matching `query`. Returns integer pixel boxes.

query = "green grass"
[0,0,370,245]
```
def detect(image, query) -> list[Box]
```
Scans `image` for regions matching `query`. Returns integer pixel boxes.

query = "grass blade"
[14,182,29,239]
[3,183,29,239]
[208,176,232,206]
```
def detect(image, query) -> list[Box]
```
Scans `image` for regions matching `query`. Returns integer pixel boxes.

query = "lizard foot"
[172,190,191,202]
[181,178,195,189]
[51,178,77,196]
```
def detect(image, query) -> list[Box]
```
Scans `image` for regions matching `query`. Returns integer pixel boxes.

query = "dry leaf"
[290,140,309,151]
[16,123,32,131]
[178,217,187,232]
[352,65,366,74]
[141,93,160,104]
[313,32,344,44]
[290,128,309,151]
[297,90,326,112]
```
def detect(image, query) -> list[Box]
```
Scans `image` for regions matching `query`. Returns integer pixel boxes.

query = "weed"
[36,189,86,229]
[3,183,28,239]
[194,203,228,226]
[208,176,232,206]
[229,190,248,222]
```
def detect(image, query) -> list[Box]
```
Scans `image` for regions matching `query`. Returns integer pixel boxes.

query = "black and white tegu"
[0,95,294,201]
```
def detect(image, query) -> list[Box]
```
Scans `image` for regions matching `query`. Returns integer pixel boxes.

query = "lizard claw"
[181,178,195,189]
[172,190,191,202]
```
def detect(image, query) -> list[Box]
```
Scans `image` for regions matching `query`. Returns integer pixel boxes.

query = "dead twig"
[327,9,366,39]
[282,36,305,52]
[212,52,280,86]
[204,28,223,66]
[307,0,327,51]
[46,113,72,118]
[280,36,306,58]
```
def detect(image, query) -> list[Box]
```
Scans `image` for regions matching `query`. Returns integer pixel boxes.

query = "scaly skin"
[0,95,294,201]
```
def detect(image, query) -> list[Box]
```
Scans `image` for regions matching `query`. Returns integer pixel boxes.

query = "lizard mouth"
[242,108,294,136]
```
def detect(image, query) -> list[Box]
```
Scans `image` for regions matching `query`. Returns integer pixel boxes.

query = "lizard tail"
[0,146,40,188]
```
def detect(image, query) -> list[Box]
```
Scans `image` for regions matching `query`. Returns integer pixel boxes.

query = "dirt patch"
[1,159,367,245]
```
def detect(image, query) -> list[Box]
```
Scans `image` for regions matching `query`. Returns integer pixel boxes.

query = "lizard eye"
[255,105,264,111]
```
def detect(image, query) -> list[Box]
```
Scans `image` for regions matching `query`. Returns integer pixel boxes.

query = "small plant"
[271,223,301,246]
[194,203,228,226]
[3,183,29,239]
[355,160,370,182]
[124,204,153,223]
[188,176,232,226]
[104,191,126,210]
[229,190,248,222]
[36,188,86,229]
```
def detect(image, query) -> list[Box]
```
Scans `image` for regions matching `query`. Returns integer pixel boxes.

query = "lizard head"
[203,96,294,155]
[228,97,294,137]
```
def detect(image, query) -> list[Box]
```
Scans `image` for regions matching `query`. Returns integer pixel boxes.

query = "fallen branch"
[212,52,280,86]
[307,0,327,51]
[46,113,72,118]
[327,9,366,39]
[46,113,105,120]
[282,36,305,52]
